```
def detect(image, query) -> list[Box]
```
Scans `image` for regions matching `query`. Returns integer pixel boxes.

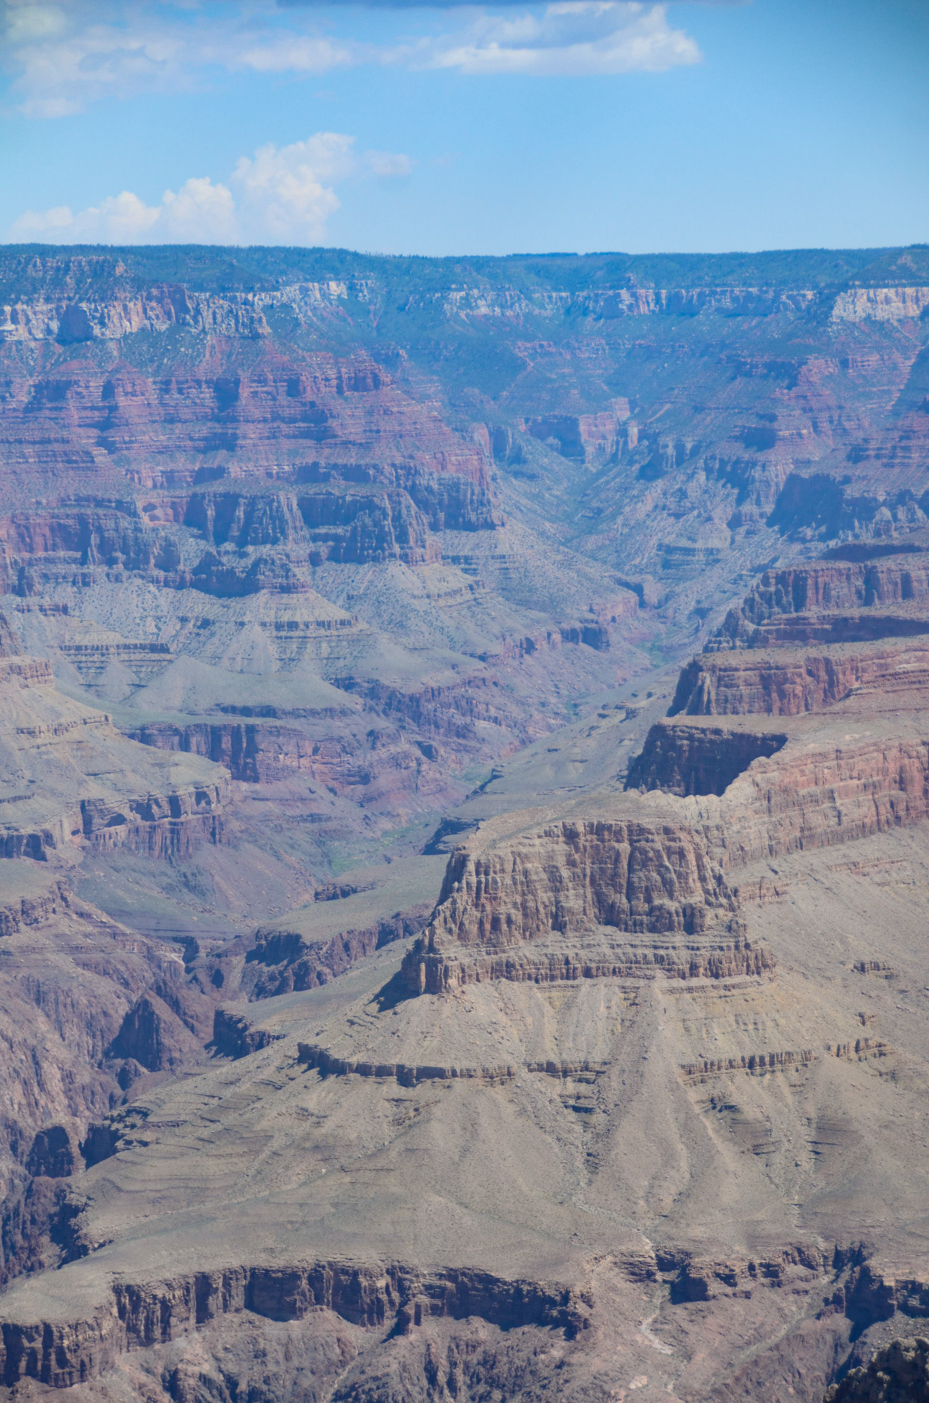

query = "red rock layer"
[0,353,494,528]
[714,557,929,650]
[427,818,737,949]
[716,734,929,867]
[671,642,929,717]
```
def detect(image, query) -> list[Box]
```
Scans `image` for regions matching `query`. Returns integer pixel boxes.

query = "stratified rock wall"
[428,818,737,949]
[714,559,929,651]
[627,722,787,794]
[671,643,929,717]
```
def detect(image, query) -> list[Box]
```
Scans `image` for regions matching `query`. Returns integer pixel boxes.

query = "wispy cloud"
[1,0,701,116]
[0,0,355,118]
[416,2,701,77]
[7,132,412,243]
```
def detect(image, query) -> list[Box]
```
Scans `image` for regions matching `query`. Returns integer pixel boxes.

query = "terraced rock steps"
[0,652,226,860]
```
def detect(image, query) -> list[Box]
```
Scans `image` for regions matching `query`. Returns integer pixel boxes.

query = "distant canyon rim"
[0,243,928,1402]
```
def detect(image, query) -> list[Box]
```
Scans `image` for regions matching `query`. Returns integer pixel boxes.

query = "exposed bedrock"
[825,1335,929,1402]
[0,356,495,529]
[5,784,225,864]
[0,878,222,1289]
[0,1242,926,1399]
[671,641,929,717]
[210,1008,282,1060]
[240,906,431,999]
[0,1261,587,1389]
[77,785,225,859]
[714,557,929,650]
[0,491,437,590]
[181,486,440,561]
[0,878,70,937]
[0,656,229,863]
[627,721,788,795]
[401,818,750,993]
[626,720,929,862]
[427,819,737,947]
[404,928,771,995]
[126,719,449,801]
[334,674,544,743]
[106,994,204,1074]
[519,403,630,464]
[716,733,929,865]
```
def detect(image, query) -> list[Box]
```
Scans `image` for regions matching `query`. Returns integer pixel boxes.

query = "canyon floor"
[1,245,929,1402]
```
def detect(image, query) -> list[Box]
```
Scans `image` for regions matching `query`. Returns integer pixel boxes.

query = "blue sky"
[1,0,927,254]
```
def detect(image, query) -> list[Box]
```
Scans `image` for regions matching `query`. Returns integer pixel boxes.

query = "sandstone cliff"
[713,558,929,651]
[670,641,929,717]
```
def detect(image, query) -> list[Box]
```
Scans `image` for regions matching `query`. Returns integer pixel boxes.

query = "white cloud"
[421,1,702,76]
[5,3,68,43]
[364,149,414,177]
[1,0,702,117]
[232,134,355,241]
[161,178,239,242]
[6,134,411,245]
[235,35,354,73]
[4,0,192,117]
[1,0,355,118]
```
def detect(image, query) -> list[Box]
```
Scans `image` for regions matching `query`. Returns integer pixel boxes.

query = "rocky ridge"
[0,246,929,1402]
[3,555,929,1400]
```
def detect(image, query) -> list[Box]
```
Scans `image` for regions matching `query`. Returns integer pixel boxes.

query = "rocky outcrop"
[405,927,772,994]
[106,995,204,1074]
[126,718,442,799]
[714,734,929,867]
[521,403,630,464]
[0,878,70,936]
[713,558,929,651]
[77,785,224,859]
[401,818,752,993]
[425,819,737,948]
[627,721,787,794]
[0,1260,587,1389]
[670,642,929,716]
[242,906,431,999]
[211,1008,283,1060]
[297,1042,522,1085]
[832,286,929,321]
[24,1125,81,1180]
[0,490,451,593]
[825,1336,929,1401]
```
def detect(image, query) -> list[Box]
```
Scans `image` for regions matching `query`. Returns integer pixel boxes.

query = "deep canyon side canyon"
[0,244,928,1401]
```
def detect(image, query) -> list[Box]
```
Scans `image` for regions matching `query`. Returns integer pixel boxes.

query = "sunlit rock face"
[0,247,929,1403]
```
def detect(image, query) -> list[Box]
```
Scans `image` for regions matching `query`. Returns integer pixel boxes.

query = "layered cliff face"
[628,557,929,875]
[712,557,929,651]
[428,817,736,945]
[2,249,929,1403]
[0,352,493,528]
[400,813,766,994]
[670,639,929,717]
[0,653,226,860]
